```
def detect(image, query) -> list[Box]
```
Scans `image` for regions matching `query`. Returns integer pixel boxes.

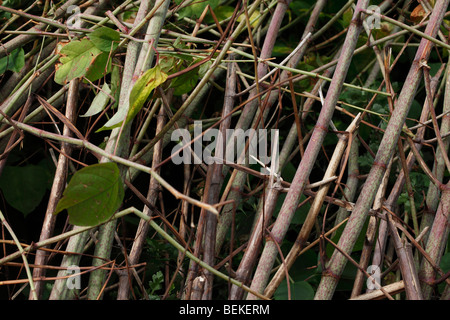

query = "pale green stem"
[228,47,391,97]
[362,7,450,51]
[0,209,37,300]
[86,0,165,299]
[130,0,263,163]
[130,208,269,300]
[0,206,269,300]
[0,0,82,59]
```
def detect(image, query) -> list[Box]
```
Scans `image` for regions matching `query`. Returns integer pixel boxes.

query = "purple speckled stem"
[419,184,450,299]
[314,0,450,300]
[217,0,294,248]
[420,61,450,242]
[423,59,450,300]
[232,0,293,135]
[226,0,327,300]
[246,0,371,299]
[371,66,442,272]
[201,61,237,300]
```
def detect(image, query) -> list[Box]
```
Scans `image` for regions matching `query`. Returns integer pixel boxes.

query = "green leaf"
[440,252,450,273]
[274,281,315,300]
[98,65,167,131]
[274,181,310,225]
[0,47,25,75]
[287,250,318,282]
[204,5,234,23]
[84,51,112,82]
[54,39,102,85]
[171,68,198,96]
[149,271,164,294]
[327,218,370,256]
[0,165,49,216]
[176,0,219,20]
[339,7,353,28]
[54,162,124,226]
[81,83,111,117]
[198,60,212,78]
[128,65,167,119]
[110,61,121,109]
[159,54,177,74]
[88,26,120,52]
[406,100,422,127]
[289,1,312,16]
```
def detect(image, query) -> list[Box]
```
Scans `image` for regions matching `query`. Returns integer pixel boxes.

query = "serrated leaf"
[54,162,124,226]
[54,39,102,85]
[98,65,167,131]
[149,271,164,294]
[88,26,120,52]
[0,47,24,75]
[81,83,111,117]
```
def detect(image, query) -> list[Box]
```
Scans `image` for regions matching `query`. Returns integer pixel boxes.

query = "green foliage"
[54,162,124,226]
[274,192,310,225]
[438,252,450,293]
[0,47,24,75]
[289,0,314,16]
[81,83,111,117]
[1,0,31,8]
[84,51,113,83]
[110,61,121,110]
[398,171,430,214]
[175,0,220,20]
[54,39,102,85]
[340,7,353,28]
[204,5,234,23]
[170,67,199,96]
[160,48,212,96]
[274,280,315,300]
[88,27,120,52]
[98,64,168,131]
[0,159,53,216]
[1,0,448,301]
[406,99,422,127]
[148,271,164,299]
[280,248,319,284]
[327,218,371,257]
[440,252,450,273]
[54,27,119,85]
[169,58,211,96]
[142,238,180,299]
